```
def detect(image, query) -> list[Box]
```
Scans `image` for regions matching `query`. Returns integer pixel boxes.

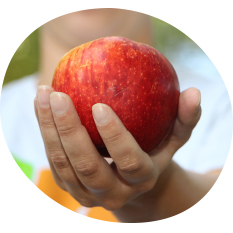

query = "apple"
[52,36,180,155]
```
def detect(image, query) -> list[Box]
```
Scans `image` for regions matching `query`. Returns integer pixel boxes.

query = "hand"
[34,86,201,211]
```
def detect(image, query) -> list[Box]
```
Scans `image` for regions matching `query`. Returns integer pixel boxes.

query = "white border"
[0,0,233,232]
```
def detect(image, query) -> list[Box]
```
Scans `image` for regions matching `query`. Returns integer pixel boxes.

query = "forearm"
[112,161,219,223]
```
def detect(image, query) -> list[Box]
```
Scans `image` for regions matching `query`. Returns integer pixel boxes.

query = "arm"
[113,162,220,222]
[35,85,219,222]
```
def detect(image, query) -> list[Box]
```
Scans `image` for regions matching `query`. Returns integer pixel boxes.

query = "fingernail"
[92,103,109,125]
[50,92,67,115]
[37,86,52,108]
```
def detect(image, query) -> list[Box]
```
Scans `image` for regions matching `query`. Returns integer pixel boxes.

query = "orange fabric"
[88,207,119,222]
[36,169,119,222]
[37,169,81,211]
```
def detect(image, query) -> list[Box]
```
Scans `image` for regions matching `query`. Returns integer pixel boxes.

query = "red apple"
[52,36,180,155]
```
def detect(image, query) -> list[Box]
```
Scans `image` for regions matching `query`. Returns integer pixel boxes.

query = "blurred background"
[1,10,232,221]
[3,16,218,86]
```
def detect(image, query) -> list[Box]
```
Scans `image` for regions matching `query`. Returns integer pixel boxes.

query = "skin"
[35,9,222,222]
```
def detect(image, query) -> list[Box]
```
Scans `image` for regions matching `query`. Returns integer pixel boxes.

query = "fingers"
[49,92,121,195]
[35,84,203,211]
[92,104,157,190]
[36,86,91,201]
[35,86,158,209]
[34,87,66,189]
[172,87,201,143]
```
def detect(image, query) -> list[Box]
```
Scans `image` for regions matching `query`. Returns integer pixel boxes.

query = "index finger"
[92,103,157,190]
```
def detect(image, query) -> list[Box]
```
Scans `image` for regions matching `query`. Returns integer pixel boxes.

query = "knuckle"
[102,128,125,147]
[59,171,77,187]
[88,181,112,194]
[57,122,78,138]
[134,179,156,193]
[50,152,70,170]
[73,158,99,177]
[78,198,95,208]
[62,176,77,187]
[101,199,124,211]
[118,156,143,175]
[39,116,55,129]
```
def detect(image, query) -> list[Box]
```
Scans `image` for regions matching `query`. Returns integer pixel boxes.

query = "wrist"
[112,160,178,222]
[113,158,219,222]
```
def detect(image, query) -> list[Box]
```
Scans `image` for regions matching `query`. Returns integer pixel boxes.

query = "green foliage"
[3,29,40,86]
[3,18,199,86]
[13,154,34,180]
[152,17,198,57]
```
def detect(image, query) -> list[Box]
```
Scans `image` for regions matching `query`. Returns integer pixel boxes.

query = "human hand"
[34,86,201,211]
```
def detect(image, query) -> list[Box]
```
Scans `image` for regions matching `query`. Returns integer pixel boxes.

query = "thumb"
[170,87,202,147]
[149,87,201,173]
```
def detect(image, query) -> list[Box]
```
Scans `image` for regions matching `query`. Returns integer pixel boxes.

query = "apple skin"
[52,36,180,155]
